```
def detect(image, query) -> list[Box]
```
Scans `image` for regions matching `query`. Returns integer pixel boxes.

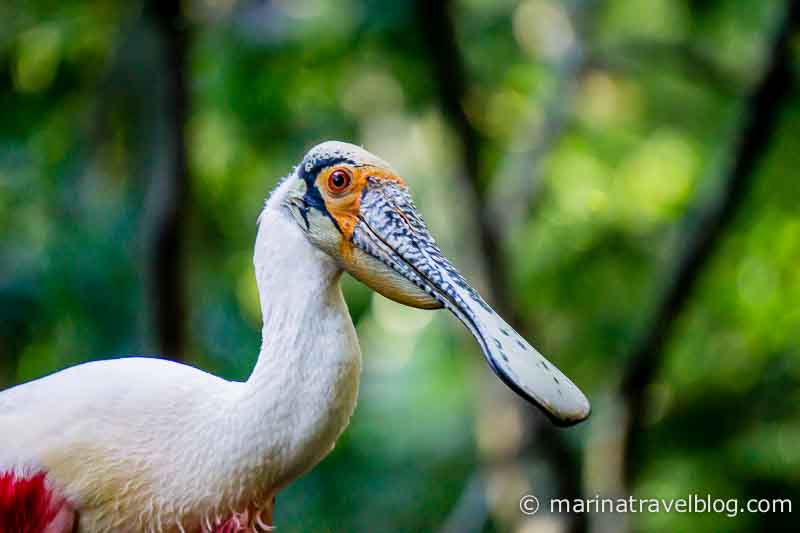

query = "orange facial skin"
[314,164,405,256]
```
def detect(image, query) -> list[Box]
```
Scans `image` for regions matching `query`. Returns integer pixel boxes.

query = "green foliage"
[1,0,797,531]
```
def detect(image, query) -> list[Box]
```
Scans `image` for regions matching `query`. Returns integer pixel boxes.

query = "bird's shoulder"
[1,356,230,412]
[0,356,240,469]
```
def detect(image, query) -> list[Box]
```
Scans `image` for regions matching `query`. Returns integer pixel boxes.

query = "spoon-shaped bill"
[353,180,590,426]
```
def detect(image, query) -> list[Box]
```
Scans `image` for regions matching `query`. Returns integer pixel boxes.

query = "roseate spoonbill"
[0,141,589,532]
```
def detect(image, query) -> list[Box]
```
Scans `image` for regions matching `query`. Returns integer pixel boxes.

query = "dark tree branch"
[414,0,511,313]
[145,0,190,361]
[620,0,800,487]
[416,2,591,533]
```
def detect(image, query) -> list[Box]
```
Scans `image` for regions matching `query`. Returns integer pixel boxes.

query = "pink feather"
[0,470,73,533]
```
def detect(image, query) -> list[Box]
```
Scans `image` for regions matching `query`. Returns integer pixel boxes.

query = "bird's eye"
[328,169,352,194]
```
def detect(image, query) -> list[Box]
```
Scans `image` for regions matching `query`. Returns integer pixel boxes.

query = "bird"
[0,141,590,533]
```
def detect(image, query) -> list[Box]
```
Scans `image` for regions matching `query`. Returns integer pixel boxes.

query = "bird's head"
[283,141,590,426]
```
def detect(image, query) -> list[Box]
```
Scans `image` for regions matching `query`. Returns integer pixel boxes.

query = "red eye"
[328,169,352,193]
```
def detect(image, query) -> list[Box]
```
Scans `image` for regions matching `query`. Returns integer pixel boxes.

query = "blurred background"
[1,0,798,531]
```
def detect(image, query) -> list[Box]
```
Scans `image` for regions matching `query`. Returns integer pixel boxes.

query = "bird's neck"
[249,199,357,390]
[222,189,362,498]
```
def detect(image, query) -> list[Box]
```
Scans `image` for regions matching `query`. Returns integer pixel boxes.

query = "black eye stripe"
[298,170,347,236]
[300,183,344,235]
[297,149,386,236]
[300,156,356,185]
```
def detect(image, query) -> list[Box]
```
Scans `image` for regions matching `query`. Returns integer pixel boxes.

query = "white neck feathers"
[219,179,362,498]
